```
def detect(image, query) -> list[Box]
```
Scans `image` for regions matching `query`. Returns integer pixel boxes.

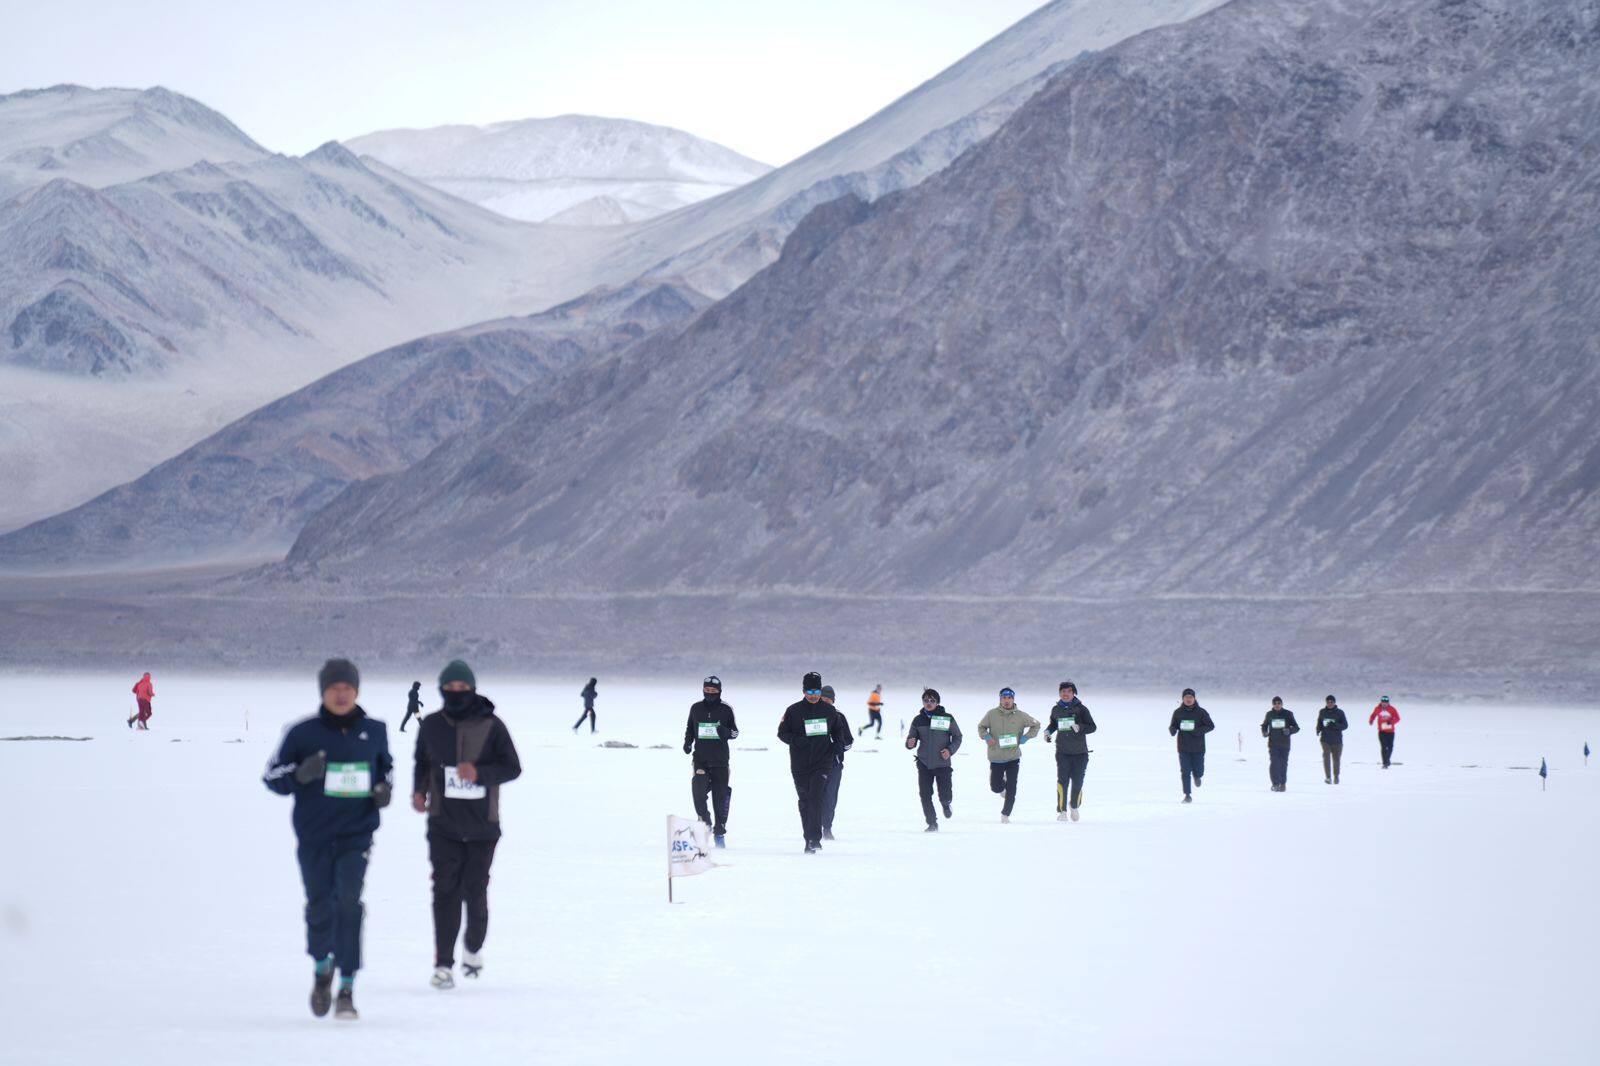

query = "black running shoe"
[334,987,358,1021]
[310,970,333,1018]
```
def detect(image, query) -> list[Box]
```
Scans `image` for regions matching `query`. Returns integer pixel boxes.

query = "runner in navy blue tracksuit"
[1168,687,1215,803]
[264,658,393,1021]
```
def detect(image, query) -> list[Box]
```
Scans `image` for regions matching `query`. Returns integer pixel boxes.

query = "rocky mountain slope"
[279,0,1600,601]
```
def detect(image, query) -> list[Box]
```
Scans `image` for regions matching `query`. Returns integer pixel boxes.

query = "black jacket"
[264,706,393,847]
[1261,708,1301,750]
[581,680,597,711]
[1316,706,1349,743]
[1045,698,1097,756]
[826,704,854,765]
[777,697,849,774]
[906,707,962,770]
[684,696,740,768]
[411,694,522,841]
[1169,705,1216,753]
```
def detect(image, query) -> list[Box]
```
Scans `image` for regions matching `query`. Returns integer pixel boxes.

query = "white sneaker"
[1070,807,1080,822]
[1000,814,1010,824]
[1056,812,1070,821]
[431,967,455,990]
[462,951,483,979]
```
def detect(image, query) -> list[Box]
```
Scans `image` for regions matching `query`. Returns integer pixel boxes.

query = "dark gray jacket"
[1045,698,1097,756]
[906,707,963,770]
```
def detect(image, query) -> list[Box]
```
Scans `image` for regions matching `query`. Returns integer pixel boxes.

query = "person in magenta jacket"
[1369,696,1401,768]
[128,673,155,730]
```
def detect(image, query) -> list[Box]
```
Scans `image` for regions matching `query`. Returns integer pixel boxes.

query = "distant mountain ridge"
[344,114,772,224]
[277,0,1600,603]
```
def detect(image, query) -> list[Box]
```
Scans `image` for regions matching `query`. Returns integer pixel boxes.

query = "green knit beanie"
[438,659,476,689]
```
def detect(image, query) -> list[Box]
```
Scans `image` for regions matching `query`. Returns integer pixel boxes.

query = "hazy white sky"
[2,0,1049,165]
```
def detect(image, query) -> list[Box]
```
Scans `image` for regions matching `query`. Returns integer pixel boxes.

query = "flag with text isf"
[668,815,718,879]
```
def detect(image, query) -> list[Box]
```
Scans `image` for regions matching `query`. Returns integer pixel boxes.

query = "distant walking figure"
[401,682,422,733]
[573,678,598,734]
[128,672,155,730]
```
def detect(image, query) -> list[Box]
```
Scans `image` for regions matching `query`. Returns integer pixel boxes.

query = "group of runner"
[257,662,1404,1019]
[263,658,521,1020]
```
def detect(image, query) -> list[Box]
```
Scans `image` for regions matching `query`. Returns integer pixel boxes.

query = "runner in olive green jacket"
[975,689,1040,822]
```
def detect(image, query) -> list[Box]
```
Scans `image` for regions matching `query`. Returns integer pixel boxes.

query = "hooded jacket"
[264,706,393,846]
[1044,698,1097,756]
[976,705,1041,762]
[1169,704,1216,753]
[684,695,739,768]
[778,697,850,774]
[1369,703,1401,732]
[133,674,154,701]
[412,693,522,841]
[1261,707,1301,750]
[906,706,963,770]
[1316,705,1349,742]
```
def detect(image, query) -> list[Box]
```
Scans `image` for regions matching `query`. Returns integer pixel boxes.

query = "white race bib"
[444,765,486,800]
[997,734,1018,748]
[928,716,952,732]
[1179,720,1196,732]
[697,722,720,740]
[1057,717,1076,731]
[324,762,371,798]
[1270,719,1286,730]
[1323,718,1337,728]
[804,718,829,737]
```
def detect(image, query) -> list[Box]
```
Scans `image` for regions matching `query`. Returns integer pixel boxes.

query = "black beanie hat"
[1326,694,1337,703]
[803,671,822,692]
[439,659,476,689]
[1182,687,1196,698]
[318,658,360,693]
[1272,696,1283,705]
[922,687,940,703]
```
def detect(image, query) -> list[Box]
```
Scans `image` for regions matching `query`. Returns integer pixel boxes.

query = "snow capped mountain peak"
[344,114,772,224]
[0,84,266,199]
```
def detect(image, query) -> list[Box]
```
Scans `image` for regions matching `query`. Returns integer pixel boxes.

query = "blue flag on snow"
[1586,742,1591,758]
[1539,758,1548,779]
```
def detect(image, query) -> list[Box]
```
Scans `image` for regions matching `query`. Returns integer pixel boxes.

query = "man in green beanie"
[411,659,521,990]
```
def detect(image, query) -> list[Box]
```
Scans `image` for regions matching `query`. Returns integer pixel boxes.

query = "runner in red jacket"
[1368,696,1400,768]
[129,673,155,730]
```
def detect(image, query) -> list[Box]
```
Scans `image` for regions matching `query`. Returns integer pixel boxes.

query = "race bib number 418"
[324,762,371,798]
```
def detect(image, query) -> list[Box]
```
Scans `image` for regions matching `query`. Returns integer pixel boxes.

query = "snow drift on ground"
[1,674,1592,1065]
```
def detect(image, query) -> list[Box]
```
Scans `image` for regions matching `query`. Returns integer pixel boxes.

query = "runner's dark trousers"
[1179,751,1206,796]
[1269,747,1289,788]
[297,836,369,975]
[1379,731,1394,767]
[1056,754,1088,811]
[792,769,829,844]
[821,761,843,833]
[989,760,1020,816]
[1322,740,1343,781]
[429,834,498,968]
[917,764,953,825]
[692,765,732,834]
[572,708,596,732]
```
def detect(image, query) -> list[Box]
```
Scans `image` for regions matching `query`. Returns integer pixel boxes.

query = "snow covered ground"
[2,674,1593,1065]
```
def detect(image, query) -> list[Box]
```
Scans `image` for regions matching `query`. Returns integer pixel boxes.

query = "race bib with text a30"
[444,765,486,800]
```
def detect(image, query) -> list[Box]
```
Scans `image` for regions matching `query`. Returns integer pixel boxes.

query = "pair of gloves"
[293,751,391,808]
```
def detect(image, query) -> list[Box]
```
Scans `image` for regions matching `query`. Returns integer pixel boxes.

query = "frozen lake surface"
[2,673,1594,1064]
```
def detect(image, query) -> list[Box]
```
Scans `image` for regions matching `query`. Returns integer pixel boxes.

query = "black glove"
[371,780,392,809]
[683,742,693,755]
[294,750,327,785]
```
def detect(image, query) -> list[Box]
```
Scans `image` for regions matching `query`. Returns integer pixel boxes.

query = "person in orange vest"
[858,686,885,738]
[128,672,155,730]
[1369,696,1401,768]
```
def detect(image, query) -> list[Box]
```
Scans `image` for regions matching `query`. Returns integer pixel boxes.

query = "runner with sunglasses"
[906,688,962,832]
[777,671,850,853]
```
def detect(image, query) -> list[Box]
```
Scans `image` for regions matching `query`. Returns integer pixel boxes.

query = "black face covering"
[703,691,721,703]
[441,689,475,714]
